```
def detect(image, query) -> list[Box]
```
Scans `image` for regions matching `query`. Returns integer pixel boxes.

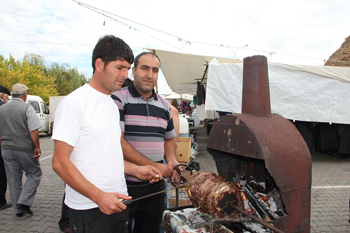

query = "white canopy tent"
[206,62,350,124]
[162,92,193,103]
[147,48,241,94]
[147,48,350,124]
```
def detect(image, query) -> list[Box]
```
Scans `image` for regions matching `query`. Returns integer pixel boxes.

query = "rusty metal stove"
[207,55,312,232]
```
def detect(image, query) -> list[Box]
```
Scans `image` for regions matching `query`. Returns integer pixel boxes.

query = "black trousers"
[127,180,165,233]
[58,193,70,230]
[0,148,7,205]
[68,206,129,233]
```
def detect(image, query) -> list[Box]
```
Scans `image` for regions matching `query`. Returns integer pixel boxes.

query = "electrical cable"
[71,0,325,62]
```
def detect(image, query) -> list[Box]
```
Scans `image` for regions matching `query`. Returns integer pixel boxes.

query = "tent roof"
[147,48,241,94]
[147,48,350,95]
[162,92,193,103]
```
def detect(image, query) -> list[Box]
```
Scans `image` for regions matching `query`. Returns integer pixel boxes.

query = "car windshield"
[29,101,40,113]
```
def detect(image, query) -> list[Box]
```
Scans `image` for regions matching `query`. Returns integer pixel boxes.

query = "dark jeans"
[68,206,129,233]
[58,193,70,230]
[0,149,7,205]
[127,180,165,233]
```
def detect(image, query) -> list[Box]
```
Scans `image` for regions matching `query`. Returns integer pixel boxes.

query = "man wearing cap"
[0,83,42,217]
[0,85,11,106]
[0,85,11,210]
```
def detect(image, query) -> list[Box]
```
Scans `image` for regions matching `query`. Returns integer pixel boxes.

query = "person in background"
[52,35,161,233]
[0,85,11,210]
[0,85,11,105]
[0,83,42,217]
[122,77,132,89]
[112,52,180,233]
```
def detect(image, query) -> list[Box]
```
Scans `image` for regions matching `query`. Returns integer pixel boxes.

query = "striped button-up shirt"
[112,83,176,171]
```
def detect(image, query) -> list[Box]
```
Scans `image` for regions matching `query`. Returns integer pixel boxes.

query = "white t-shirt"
[52,84,127,210]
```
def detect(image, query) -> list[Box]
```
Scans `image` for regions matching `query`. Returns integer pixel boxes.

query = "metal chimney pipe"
[242,56,271,116]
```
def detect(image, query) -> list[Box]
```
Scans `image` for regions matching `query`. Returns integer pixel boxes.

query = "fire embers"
[238,176,286,223]
[185,171,244,218]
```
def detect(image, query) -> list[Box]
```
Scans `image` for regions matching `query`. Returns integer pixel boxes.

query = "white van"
[26,95,50,135]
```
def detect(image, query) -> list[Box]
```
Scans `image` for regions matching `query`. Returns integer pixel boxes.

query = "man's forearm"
[55,159,102,202]
[164,138,177,164]
[52,141,102,203]
[121,134,175,178]
[121,137,155,166]
[29,129,40,148]
[53,140,130,215]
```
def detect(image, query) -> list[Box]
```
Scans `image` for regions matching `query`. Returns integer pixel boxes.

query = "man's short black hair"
[92,35,134,73]
[134,52,161,69]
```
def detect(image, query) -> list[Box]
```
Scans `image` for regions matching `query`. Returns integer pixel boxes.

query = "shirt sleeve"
[111,94,125,132]
[164,104,176,139]
[51,97,83,147]
[26,105,43,132]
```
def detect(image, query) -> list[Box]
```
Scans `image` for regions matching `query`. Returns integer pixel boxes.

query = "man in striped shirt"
[112,52,180,233]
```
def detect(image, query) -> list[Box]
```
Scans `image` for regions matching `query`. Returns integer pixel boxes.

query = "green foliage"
[0,54,88,103]
[47,62,88,96]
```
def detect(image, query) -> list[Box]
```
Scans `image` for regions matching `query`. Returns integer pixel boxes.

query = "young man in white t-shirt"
[52,35,161,233]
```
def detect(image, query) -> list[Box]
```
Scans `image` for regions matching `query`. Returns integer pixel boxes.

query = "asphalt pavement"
[0,127,349,232]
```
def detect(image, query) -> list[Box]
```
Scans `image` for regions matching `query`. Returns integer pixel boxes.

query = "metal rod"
[228,203,285,233]
[122,181,196,205]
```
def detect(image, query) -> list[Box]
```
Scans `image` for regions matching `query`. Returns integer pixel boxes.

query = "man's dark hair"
[92,35,134,73]
[134,52,161,69]
[122,78,132,88]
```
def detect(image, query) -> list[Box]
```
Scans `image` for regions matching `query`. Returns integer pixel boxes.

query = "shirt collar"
[13,97,24,102]
[128,82,158,100]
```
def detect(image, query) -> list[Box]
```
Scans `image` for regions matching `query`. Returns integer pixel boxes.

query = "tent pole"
[200,62,209,84]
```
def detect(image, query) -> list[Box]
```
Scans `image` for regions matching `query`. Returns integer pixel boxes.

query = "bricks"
[0,130,349,232]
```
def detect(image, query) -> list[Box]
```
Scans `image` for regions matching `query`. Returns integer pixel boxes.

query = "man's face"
[100,60,131,93]
[1,93,10,102]
[132,54,160,97]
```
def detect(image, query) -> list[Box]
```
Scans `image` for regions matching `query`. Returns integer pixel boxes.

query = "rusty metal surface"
[207,55,312,233]
[242,56,271,117]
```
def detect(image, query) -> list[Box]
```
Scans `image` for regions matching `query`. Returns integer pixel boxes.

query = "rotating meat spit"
[207,56,312,232]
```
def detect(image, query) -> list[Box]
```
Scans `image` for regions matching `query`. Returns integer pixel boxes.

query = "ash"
[163,208,233,233]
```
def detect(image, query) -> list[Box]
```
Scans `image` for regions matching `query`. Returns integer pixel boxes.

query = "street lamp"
[233,44,249,59]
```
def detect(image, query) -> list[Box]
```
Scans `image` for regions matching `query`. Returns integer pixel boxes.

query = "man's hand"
[94,191,131,215]
[167,160,183,183]
[33,147,41,159]
[135,165,162,183]
[154,163,173,178]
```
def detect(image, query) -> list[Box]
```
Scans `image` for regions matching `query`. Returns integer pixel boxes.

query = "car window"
[29,101,40,113]
[41,102,49,114]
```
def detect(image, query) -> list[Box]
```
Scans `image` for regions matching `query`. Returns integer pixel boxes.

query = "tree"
[47,62,88,96]
[0,54,88,103]
[0,54,58,103]
[46,61,88,96]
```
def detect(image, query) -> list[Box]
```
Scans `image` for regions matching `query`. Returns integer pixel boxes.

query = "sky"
[1,0,349,94]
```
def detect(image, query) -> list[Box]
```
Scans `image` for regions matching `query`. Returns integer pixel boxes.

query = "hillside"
[324,36,350,67]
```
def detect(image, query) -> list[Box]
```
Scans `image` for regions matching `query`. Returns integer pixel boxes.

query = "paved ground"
[192,125,350,233]
[0,134,64,233]
[0,127,349,232]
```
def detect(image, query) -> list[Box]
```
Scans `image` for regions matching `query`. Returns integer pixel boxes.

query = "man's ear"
[95,58,104,72]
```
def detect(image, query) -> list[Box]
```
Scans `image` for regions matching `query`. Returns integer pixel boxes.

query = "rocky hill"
[324,36,350,67]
